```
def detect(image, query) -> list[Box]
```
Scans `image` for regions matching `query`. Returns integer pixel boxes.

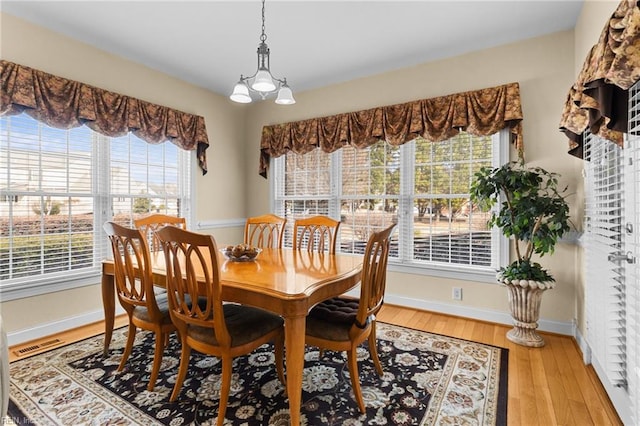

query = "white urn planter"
[501,278,555,348]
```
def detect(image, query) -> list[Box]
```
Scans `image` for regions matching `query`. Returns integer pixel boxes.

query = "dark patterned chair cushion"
[132,292,173,325]
[308,297,359,324]
[188,304,284,347]
[306,297,361,342]
[132,294,207,325]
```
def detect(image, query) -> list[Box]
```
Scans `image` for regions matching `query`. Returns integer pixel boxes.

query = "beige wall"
[246,30,581,323]
[574,0,620,75]
[0,13,246,335]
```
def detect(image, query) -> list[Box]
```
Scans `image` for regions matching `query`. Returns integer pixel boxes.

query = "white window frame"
[0,114,194,301]
[271,129,509,283]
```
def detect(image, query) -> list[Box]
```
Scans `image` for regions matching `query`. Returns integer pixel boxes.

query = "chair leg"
[217,357,233,426]
[118,322,137,372]
[368,321,383,376]
[148,331,165,391]
[170,341,191,402]
[274,332,286,387]
[347,348,366,413]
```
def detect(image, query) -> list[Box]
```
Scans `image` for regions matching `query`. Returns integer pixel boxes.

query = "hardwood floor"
[8,315,129,363]
[8,305,622,425]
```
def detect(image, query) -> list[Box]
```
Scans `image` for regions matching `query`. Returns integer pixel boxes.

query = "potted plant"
[470,160,571,347]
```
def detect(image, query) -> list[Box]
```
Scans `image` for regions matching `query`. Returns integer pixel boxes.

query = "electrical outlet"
[452,287,462,300]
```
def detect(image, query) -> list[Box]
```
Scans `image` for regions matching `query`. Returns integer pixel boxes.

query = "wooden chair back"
[244,214,287,248]
[103,221,163,322]
[304,223,396,412]
[134,214,186,252]
[293,216,340,254]
[155,226,229,344]
[355,224,396,328]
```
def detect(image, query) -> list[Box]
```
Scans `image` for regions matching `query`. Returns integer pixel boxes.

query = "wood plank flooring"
[8,305,623,425]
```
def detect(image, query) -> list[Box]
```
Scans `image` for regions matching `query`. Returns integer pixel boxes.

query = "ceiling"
[2,1,584,98]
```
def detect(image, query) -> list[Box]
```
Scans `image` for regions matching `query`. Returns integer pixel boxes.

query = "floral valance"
[559,0,640,158]
[259,82,523,178]
[0,60,210,174]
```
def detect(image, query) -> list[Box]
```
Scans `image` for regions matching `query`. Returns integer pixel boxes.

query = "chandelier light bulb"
[252,69,276,92]
[275,85,296,105]
[230,81,252,103]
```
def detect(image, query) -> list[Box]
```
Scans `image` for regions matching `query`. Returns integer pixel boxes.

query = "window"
[0,113,192,300]
[273,131,508,281]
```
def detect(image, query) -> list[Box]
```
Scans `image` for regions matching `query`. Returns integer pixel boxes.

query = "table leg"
[102,272,115,357]
[285,315,306,426]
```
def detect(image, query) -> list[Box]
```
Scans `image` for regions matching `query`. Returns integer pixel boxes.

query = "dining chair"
[292,215,340,254]
[103,221,175,391]
[155,226,285,425]
[134,213,187,252]
[244,213,287,248]
[304,223,396,412]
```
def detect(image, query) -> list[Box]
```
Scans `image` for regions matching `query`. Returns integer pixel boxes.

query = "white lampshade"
[275,86,296,105]
[230,82,252,103]
[252,70,276,92]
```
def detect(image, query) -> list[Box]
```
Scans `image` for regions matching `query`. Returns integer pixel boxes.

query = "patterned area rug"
[9,323,507,425]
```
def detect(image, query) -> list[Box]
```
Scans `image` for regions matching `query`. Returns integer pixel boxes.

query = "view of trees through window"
[275,132,501,271]
[0,113,190,284]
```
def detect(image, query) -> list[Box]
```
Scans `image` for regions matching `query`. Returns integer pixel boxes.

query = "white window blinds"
[275,148,335,248]
[273,131,507,277]
[0,113,192,299]
[0,115,98,281]
[405,134,495,267]
[583,131,627,388]
[626,82,640,425]
[583,80,640,426]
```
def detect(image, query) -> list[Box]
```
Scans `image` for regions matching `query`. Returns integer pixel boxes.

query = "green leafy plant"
[470,160,571,282]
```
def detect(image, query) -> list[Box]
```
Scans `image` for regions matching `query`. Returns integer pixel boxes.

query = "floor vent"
[13,338,64,357]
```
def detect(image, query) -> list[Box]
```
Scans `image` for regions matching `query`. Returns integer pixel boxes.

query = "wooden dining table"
[101,247,363,426]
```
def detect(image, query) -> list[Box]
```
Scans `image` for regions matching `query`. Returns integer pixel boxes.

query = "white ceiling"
[1,1,584,98]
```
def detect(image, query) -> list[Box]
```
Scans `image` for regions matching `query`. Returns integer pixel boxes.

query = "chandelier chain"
[260,0,267,43]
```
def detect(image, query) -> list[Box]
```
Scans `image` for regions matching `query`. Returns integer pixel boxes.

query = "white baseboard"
[343,289,575,336]
[573,322,591,364]
[6,305,125,347]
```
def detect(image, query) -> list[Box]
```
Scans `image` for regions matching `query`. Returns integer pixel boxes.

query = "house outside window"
[273,130,508,282]
[0,113,192,300]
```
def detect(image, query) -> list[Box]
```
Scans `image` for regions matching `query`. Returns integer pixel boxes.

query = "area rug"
[8,322,508,425]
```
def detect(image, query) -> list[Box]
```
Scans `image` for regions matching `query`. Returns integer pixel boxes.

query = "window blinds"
[626,82,640,426]
[405,134,494,267]
[274,149,335,249]
[0,115,98,281]
[0,113,192,294]
[583,79,640,426]
[273,132,504,273]
[583,130,627,388]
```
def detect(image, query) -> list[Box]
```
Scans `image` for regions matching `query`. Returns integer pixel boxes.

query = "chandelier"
[230,0,295,105]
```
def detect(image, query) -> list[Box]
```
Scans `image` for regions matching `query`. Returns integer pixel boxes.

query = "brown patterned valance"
[559,0,640,158]
[0,60,210,174]
[259,82,523,178]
